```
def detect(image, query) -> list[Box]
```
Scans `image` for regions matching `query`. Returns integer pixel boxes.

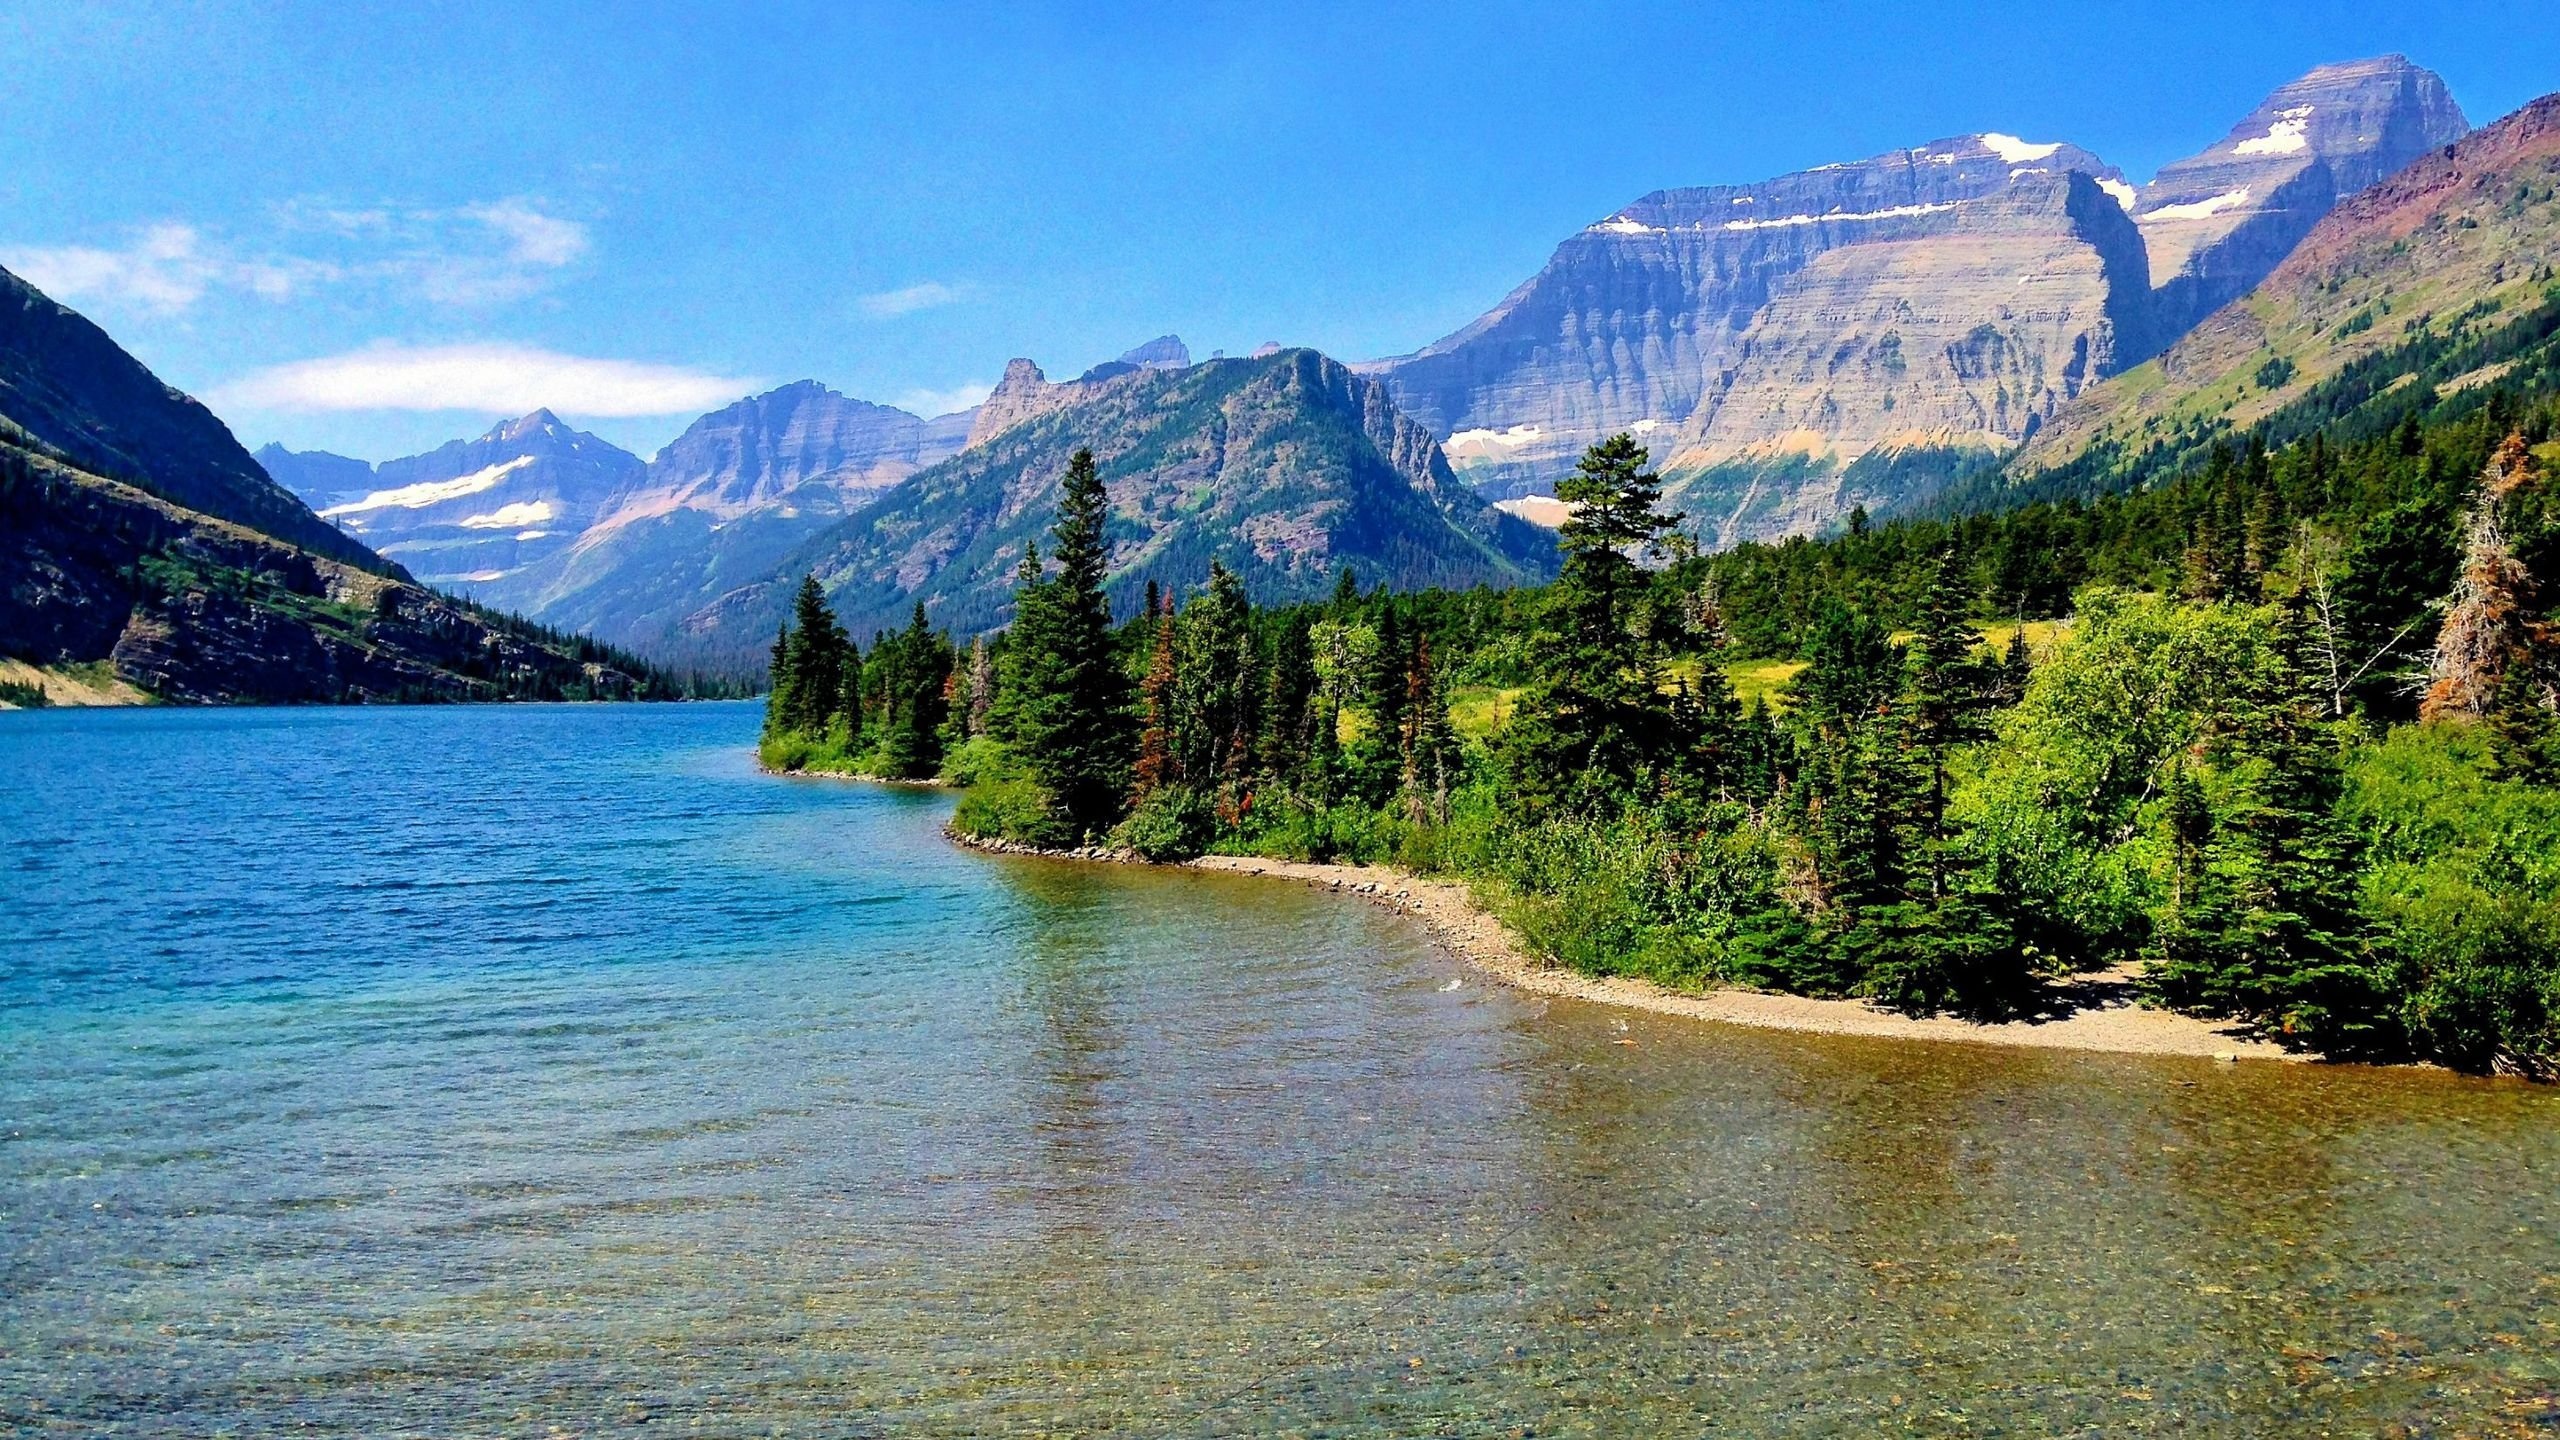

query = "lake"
[3,701,2555,1436]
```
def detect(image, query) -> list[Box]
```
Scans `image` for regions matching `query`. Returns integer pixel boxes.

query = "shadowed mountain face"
[0,264,384,572]
[2136,55,2469,341]
[0,274,659,703]
[1362,133,2129,497]
[678,347,1555,657]
[253,444,376,512]
[275,411,645,596]
[2017,91,2560,488]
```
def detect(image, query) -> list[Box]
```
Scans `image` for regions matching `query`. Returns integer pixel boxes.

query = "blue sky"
[6,0,2557,461]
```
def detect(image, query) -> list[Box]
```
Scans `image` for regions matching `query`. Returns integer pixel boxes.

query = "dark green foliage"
[990,450,1134,838]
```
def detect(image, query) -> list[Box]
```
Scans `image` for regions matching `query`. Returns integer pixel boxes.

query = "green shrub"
[2345,725,2560,1074]
[1112,786,1218,861]
[938,736,1021,787]
[951,775,1072,848]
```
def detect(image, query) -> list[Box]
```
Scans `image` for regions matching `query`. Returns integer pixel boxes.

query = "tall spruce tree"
[1503,433,1682,802]
[1000,450,1133,836]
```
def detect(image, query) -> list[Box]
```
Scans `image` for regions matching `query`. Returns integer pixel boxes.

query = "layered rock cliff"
[1362,134,2128,497]
[1662,171,2155,543]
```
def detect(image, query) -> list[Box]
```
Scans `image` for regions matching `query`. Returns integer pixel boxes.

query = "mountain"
[1363,56,2464,544]
[463,381,975,648]
[0,274,674,704]
[254,443,376,511]
[1658,169,2155,545]
[680,347,1555,654]
[296,410,645,596]
[2136,56,2469,342]
[0,264,381,571]
[1362,133,2131,499]
[2013,91,2560,490]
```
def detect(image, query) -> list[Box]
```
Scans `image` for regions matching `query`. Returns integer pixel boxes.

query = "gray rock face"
[1665,171,2154,544]
[2137,55,2468,338]
[1364,134,2128,495]
[307,410,643,595]
[614,379,967,519]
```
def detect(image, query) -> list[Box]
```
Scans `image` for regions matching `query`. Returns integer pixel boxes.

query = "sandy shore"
[950,835,2300,1063]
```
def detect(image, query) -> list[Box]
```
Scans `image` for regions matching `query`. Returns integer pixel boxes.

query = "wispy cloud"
[1,200,594,314]
[209,343,761,417]
[2,224,329,314]
[892,380,995,418]
[858,281,970,318]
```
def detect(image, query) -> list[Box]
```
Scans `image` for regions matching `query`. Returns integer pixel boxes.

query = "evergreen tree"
[783,574,847,737]
[1000,450,1134,836]
[1256,616,1318,791]
[1132,593,1179,802]
[1503,433,1683,802]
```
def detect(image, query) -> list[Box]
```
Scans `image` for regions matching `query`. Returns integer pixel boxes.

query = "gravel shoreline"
[949,830,2301,1063]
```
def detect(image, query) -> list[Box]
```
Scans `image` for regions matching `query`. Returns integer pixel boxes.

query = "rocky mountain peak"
[2136,56,2468,335]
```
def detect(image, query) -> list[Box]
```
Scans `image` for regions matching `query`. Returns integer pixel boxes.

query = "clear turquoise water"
[3,702,2557,1437]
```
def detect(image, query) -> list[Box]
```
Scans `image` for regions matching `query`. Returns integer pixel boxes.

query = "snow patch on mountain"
[1979,133,2063,164]
[2234,105,2316,156]
[321,456,538,517]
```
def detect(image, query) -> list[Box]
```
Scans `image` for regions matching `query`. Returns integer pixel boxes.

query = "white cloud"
[464,202,588,267]
[213,343,762,418]
[3,199,594,314]
[892,380,994,418]
[2,224,329,313]
[858,281,969,318]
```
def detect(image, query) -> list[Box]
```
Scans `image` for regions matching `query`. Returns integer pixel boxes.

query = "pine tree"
[1131,593,1179,803]
[783,574,846,737]
[1401,635,1461,825]
[1256,616,1318,791]
[1000,449,1134,836]
[1502,433,1683,802]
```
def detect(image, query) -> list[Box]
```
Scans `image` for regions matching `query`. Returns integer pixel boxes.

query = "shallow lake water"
[3,702,2555,1436]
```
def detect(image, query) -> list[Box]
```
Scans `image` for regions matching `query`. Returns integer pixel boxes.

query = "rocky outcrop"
[2136,56,2468,341]
[681,347,1555,653]
[0,263,383,571]
[1363,134,2129,496]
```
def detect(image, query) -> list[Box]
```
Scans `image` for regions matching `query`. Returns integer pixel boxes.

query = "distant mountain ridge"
[678,347,1555,656]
